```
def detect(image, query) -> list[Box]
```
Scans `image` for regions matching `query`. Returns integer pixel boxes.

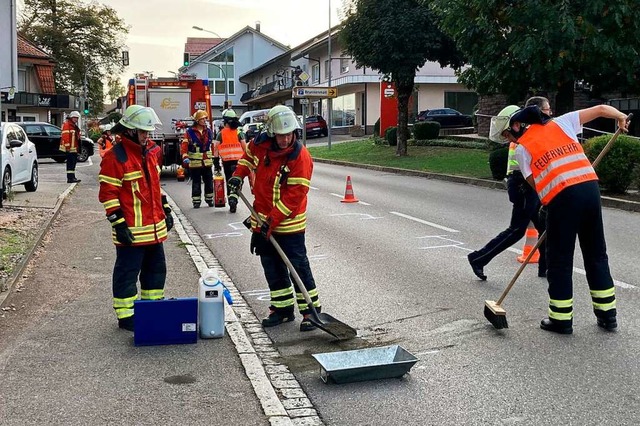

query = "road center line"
[390,211,459,233]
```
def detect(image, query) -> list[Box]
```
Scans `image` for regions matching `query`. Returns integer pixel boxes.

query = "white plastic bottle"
[198,269,225,339]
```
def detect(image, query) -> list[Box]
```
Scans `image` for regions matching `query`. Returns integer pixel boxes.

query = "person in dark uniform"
[468,104,546,280]
[509,97,628,334]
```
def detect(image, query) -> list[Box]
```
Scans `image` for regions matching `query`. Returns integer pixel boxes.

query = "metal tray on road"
[311,344,418,384]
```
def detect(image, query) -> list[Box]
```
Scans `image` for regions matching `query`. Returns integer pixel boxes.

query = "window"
[18,69,26,92]
[208,47,235,96]
[24,124,45,136]
[44,125,61,136]
[324,60,330,80]
[311,64,320,83]
[340,58,350,74]
[444,91,479,115]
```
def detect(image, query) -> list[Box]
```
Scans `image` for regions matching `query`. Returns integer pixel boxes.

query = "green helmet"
[119,105,162,131]
[489,105,520,143]
[266,105,300,136]
[222,109,237,119]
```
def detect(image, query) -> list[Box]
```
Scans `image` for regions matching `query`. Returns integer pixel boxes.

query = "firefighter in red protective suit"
[98,105,174,331]
[60,110,82,183]
[98,125,115,159]
[181,110,214,208]
[214,109,246,213]
[227,105,321,332]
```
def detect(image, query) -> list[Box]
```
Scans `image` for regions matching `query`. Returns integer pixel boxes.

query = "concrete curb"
[313,158,640,213]
[0,183,77,308]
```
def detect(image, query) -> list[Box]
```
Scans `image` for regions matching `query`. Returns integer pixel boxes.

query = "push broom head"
[484,300,509,329]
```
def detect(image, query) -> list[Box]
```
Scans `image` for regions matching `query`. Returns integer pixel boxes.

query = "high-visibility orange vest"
[518,122,597,205]
[218,127,244,161]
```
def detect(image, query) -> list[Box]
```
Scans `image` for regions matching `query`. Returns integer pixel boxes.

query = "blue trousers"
[259,233,320,315]
[470,172,546,272]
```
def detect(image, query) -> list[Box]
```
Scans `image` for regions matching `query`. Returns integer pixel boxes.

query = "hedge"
[583,134,640,193]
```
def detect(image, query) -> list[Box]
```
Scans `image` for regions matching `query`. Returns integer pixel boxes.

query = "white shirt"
[514,111,582,178]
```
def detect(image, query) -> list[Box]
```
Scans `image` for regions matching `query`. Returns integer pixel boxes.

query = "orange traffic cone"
[517,221,540,263]
[341,175,359,203]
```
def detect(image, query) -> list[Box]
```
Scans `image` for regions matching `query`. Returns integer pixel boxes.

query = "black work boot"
[540,318,573,335]
[300,307,321,332]
[262,310,295,327]
[229,198,237,213]
[118,316,135,332]
[597,317,618,332]
[467,253,487,281]
[206,201,214,207]
[193,203,200,209]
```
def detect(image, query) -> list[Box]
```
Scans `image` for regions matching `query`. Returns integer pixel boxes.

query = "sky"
[95,0,344,87]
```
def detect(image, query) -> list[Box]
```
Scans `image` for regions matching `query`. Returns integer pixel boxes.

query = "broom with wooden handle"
[484,113,633,329]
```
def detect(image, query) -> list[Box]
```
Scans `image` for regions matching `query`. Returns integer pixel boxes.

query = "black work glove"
[538,205,548,224]
[107,210,135,245]
[260,220,271,240]
[227,176,243,195]
[162,195,173,231]
[250,232,273,256]
[213,157,221,172]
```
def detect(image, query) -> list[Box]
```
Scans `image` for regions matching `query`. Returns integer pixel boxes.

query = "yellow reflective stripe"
[123,171,143,180]
[130,222,165,234]
[271,288,294,298]
[99,175,123,187]
[591,288,615,298]
[275,200,292,216]
[141,289,164,300]
[549,299,573,308]
[287,177,310,187]
[132,181,142,227]
[61,130,74,134]
[103,199,120,210]
[548,310,573,321]
[115,308,134,319]
[593,301,616,311]
[113,295,137,308]
[189,153,204,159]
[238,158,254,169]
[111,217,125,226]
[272,299,295,308]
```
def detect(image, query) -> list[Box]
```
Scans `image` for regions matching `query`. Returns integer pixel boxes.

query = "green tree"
[340,0,465,156]
[19,0,129,114]
[106,77,126,104]
[429,0,640,112]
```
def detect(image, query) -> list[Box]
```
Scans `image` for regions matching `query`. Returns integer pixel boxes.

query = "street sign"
[299,98,309,105]
[298,71,310,83]
[292,87,338,99]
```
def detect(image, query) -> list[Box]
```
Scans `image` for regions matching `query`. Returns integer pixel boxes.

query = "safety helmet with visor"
[68,111,81,119]
[119,105,162,132]
[489,105,521,143]
[265,105,301,136]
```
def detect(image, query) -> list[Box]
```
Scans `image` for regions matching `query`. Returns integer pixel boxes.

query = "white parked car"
[1,122,39,199]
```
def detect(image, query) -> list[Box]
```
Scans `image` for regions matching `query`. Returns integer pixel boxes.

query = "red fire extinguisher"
[214,171,226,207]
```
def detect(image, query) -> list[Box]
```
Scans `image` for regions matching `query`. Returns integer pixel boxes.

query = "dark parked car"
[302,115,328,138]
[416,108,473,128]
[18,122,95,162]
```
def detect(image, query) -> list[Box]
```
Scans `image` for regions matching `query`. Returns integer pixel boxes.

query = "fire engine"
[125,73,212,168]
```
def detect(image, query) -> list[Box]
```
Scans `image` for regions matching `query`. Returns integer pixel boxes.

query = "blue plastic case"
[133,298,198,346]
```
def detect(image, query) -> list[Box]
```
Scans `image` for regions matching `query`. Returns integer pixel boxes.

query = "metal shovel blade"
[307,309,358,341]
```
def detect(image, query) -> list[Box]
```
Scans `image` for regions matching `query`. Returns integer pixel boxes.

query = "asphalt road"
[164,161,640,425]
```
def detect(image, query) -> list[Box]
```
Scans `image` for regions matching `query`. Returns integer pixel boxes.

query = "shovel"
[238,191,357,340]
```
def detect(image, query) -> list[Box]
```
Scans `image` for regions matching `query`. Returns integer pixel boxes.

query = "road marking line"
[330,192,369,204]
[390,211,459,233]
[330,212,383,220]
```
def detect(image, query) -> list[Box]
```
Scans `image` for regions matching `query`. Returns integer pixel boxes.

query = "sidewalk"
[0,172,267,425]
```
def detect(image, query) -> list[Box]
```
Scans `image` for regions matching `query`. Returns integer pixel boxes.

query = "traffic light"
[83,101,89,115]
[183,52,190,67]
